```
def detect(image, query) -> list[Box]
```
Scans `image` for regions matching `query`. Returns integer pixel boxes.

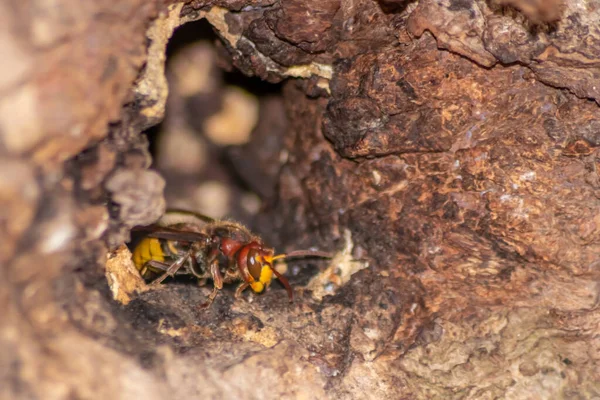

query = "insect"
[131,209,330,308]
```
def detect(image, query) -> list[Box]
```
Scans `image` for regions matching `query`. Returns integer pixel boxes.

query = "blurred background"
[147,19,286,230]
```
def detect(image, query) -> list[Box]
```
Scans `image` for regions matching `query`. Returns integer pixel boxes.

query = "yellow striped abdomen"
[132,237,165,278]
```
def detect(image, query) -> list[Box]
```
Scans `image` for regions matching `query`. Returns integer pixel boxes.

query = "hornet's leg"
[139,260,170,280]
[144,260,193,274]
[148,253,190,287]
[198,252,223,309]
[198,286,219,310]
[235,282,249,299]
[144,260,171,272]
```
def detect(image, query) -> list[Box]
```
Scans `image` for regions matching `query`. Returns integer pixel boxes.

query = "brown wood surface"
[1,0,599,399]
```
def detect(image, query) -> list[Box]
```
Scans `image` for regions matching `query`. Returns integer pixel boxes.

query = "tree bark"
[1,0,599,399]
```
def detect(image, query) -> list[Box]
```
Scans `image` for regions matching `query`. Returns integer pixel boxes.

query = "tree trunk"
[1,0,599,399]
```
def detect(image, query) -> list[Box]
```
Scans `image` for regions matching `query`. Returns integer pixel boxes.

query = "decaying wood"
[1,0,599,399]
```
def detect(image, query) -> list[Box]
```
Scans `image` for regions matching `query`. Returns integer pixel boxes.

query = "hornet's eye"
[247,249,262,280]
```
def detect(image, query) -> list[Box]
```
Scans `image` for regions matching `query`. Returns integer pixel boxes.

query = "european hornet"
[131,209,330,308]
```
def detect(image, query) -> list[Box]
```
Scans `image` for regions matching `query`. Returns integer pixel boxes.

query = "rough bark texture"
[2,0,599,399]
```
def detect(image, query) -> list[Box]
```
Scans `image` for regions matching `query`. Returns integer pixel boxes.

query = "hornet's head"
[239,244,293,301]
[238,244,333,302]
